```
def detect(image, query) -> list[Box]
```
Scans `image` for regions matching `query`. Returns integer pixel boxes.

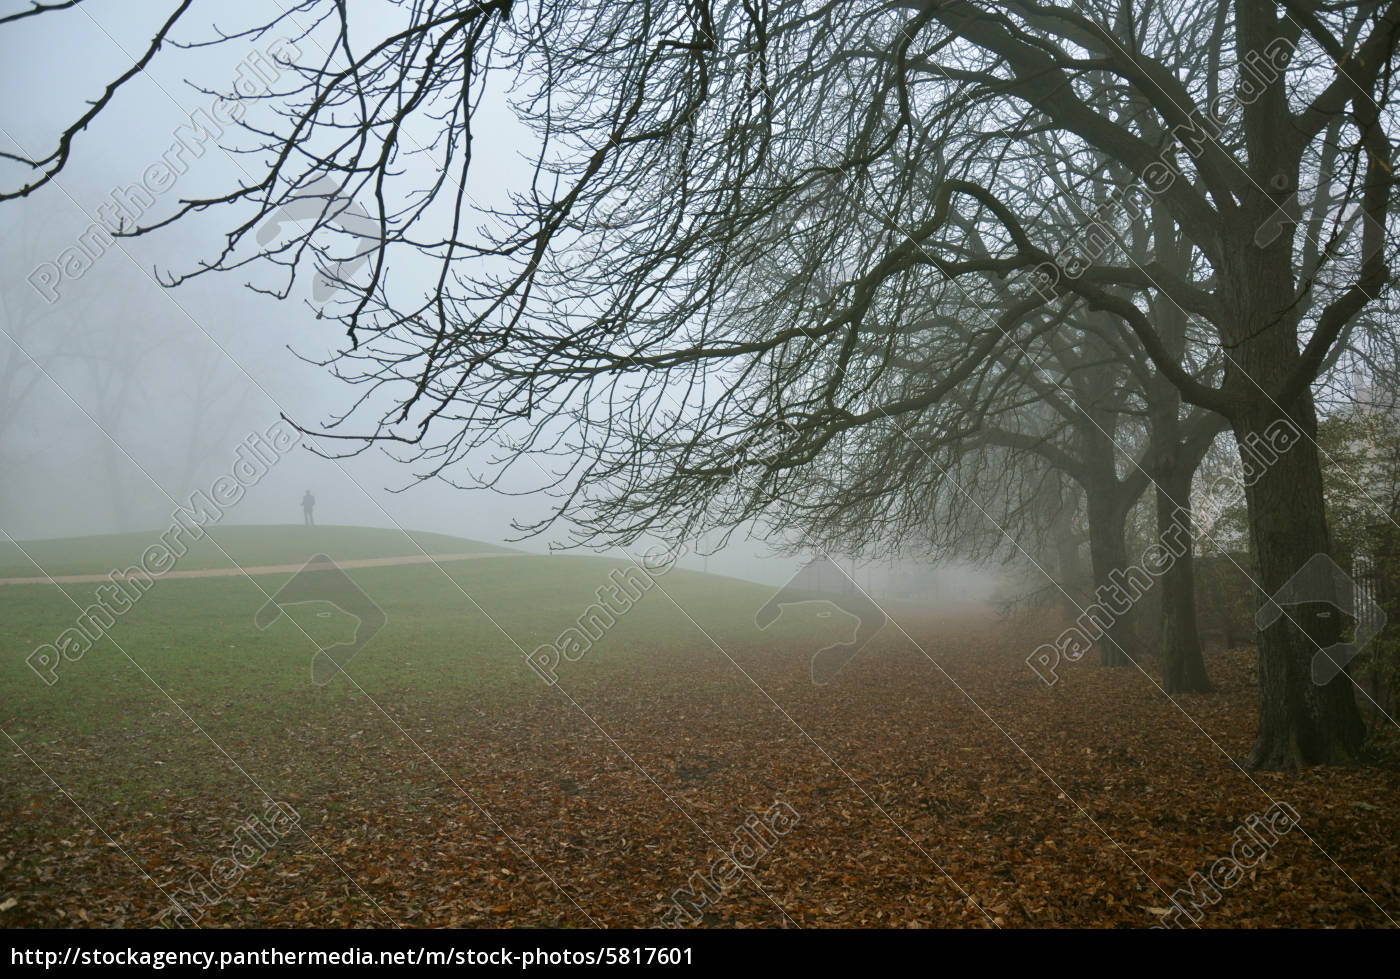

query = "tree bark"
[1148,380,1215,694]
[1051,493,1087,620]
[1237,398,1365,769]
[1156,460,1213,693]
[1084,482,1136,667]
[1220,154,1368,768]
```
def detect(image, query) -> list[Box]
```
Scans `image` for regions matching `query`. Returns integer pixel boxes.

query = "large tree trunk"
[1084,484,1136,667]
[1051,493,1087,620]
[1220,162,1368,768]
[1236,399,1365,769]
[1156,461,1212,693]
[1149,385,1214,694]
[1143,241,1214,693]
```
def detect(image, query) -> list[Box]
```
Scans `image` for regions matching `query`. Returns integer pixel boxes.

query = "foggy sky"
[0,1,999,597]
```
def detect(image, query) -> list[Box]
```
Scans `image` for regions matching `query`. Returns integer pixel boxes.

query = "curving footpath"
[0,551,524,586]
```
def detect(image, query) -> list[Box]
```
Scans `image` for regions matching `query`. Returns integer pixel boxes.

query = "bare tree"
[5,1,1397,768]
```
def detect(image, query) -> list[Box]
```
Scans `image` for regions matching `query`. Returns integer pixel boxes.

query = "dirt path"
[0,551,524,586]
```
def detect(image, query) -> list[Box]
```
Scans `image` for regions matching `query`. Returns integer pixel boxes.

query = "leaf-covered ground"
[1,550,1396,928]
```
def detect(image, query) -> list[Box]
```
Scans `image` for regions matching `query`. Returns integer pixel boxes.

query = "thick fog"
[0,3,998,599]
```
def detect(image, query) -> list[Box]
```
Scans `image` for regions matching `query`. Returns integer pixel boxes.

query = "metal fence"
[1349,551,1395,722]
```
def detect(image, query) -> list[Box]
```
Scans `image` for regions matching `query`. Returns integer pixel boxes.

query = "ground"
[1,527,1396,928]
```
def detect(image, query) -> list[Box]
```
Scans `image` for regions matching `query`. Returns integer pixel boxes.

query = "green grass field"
[0,525,512,578]
[1,526,853,926]
[2,527,819,792]
[3,527,1397,929]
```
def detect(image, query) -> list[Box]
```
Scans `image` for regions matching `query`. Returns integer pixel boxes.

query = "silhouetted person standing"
[302,490,316,526]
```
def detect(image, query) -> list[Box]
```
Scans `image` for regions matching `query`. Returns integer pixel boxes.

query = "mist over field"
[1,0,1398,947]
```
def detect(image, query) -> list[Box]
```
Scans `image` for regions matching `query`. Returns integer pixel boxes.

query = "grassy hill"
[0,525,514,579]
[1,541,831,800]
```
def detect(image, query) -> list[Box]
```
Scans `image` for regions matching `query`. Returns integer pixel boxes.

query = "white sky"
[0,1,1000,596]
